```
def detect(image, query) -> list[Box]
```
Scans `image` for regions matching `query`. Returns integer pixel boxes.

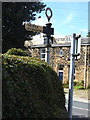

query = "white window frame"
[58,70,63,76]
[40,48,47,62]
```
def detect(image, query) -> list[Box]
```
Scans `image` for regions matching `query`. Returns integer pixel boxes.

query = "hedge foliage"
[2,53,68,119]
[6,48,28,56]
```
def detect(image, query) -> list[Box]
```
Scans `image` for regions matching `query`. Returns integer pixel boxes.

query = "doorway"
[58,70,63,83]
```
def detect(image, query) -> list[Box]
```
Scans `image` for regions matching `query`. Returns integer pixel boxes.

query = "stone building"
[25,36,90,88]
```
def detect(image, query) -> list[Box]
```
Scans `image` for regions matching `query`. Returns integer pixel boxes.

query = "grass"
[73,86,84,90]
[63,80,85,90]
[63,83,90,90]
[63,84,84,90]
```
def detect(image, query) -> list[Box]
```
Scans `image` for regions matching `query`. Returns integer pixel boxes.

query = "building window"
[58,65,64,83]
[44,37,47,45]
[59,49,63,57]
[40,48,47,61]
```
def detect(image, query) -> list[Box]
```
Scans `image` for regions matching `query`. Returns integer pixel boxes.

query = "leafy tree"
[2,2,46,53]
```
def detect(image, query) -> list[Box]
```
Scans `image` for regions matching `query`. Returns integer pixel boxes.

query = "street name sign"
[25,23,43,33]
[25,23,54,35]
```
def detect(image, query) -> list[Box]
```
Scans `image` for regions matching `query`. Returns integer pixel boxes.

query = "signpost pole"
[68,33,81,119]
[68,33,76,119]
[24,7,54,65]
[45,8,53,65]
[46,47,50,65]
[46,35,50,65]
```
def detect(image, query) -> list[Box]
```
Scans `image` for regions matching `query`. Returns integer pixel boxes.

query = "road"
[65,99,90,119]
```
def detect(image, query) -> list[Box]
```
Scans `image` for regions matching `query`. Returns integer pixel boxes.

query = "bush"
[81,80,84,86]
[2,54,68,119]
[63,81,69,88]
[5,48,28,56]
[73,81,77,86]
[87,85,90,89]
[63,80,84,90]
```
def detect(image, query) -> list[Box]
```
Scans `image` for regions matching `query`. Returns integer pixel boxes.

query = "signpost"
[24,7,54,65]
[68,33,81,119]
[44,8,53,64]
[45,7,52,22]
[25,22,54,35]
[25,23,43,33]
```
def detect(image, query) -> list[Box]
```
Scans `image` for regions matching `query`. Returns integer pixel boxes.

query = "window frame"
[59,49,63,57]
[40,48,47,61]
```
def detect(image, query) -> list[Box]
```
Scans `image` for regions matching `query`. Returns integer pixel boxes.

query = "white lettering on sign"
[25,23,43,33]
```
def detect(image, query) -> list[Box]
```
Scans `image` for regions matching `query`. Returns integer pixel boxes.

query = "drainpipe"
[84,45,87,89]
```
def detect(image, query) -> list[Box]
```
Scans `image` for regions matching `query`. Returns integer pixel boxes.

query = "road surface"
[65,99,90,119]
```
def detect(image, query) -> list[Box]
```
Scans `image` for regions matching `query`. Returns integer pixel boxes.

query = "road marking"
[65,96,89,103]
[65,105,90,111]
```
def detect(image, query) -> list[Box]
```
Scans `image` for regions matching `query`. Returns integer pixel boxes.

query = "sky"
[32,2,89,37]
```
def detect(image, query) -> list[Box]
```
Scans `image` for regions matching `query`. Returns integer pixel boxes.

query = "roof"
[81,37,90,44]
[29,37,90,48]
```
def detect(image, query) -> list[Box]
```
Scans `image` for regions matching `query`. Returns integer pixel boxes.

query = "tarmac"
[64,88,90,103]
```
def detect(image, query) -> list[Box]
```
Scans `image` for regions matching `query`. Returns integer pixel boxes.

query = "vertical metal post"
[68,33,76,119]
[84,45,87,89]
[46,36,50,65]
[46,47,50,65]
[0,2,2,120]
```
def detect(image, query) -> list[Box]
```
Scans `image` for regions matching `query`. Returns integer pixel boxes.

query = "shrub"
[63,80,84,89]
[73,81,77,86]
[80,80,84,86]
[2,54,68,119]
[87,85,90,89]
[5,48,28,56]
[63,81,69,88]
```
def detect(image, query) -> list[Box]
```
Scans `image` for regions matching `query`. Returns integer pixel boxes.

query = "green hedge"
[6,48,28,56]
[2,54,68,119]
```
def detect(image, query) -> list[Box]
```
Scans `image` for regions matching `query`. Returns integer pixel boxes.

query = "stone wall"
[87,46,90,87]
[87,66,90,87]
[49,45,90,87]
[30,45,90,87]
[31,48,40,58]
[50,47,70,83]
[74,46,85,83]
